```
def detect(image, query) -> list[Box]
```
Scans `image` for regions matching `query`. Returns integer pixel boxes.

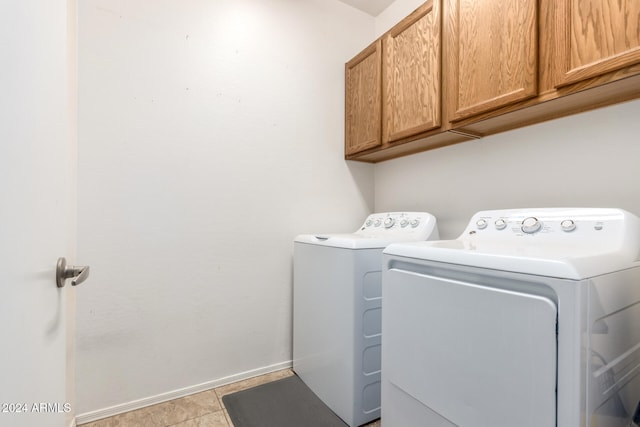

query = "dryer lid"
[384,208,640,279]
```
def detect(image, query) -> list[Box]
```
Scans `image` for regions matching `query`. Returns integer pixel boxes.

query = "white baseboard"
[75,360,292,425]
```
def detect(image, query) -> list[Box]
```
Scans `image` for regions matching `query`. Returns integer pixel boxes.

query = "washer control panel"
[358,212,439,240]
[462,208,633,243]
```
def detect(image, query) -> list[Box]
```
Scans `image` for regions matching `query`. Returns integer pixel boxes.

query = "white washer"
[293,212,439,427]
[382,208,640,427]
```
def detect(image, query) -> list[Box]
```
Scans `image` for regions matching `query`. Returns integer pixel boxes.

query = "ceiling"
[337,0,396,16]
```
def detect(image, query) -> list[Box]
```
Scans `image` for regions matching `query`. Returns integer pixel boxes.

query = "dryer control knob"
[384,217,395,228]
[561,219,576,232]
[521,217,542,234]
[476,219,488,229]
[400,218,409,228]
[494,219,507,230]
[374,219,382,227]
[410,219,420,228]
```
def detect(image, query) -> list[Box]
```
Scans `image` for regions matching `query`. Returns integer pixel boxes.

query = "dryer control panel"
[462,208,640,249]
[357,212,439,241]
[384,208,640,281]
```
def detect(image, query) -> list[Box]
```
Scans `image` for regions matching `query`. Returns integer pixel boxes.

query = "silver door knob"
[56,257,90,288]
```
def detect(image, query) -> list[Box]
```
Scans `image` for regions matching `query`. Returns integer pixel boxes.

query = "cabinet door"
[345,40,382,156]
[555,0,640,87]
[447,0,538,121]
[383,1,441,144]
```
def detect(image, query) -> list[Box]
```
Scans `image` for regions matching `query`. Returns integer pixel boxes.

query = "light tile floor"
[79,369,381,427]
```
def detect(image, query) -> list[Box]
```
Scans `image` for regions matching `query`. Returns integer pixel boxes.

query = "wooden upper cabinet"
[345,0,640,162]
[345,40,382,156]
[554,0,640,87]
[446,0,538,122]
[383,1,441,144]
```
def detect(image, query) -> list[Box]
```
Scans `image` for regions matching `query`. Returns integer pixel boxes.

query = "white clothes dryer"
[382,208,640,427]
[293,212,439,427]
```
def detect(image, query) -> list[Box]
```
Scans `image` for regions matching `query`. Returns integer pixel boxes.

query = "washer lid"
[295,233,406,249]
[384,208,640,279]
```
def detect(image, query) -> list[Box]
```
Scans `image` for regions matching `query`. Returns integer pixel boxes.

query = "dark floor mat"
[222,375,348,427]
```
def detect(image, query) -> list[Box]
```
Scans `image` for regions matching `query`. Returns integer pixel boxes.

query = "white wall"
[375,0,423,36]
[374,99,640,238]
[77,0,375,417]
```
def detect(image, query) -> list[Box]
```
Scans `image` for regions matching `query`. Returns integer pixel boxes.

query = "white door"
[0,1,77,427]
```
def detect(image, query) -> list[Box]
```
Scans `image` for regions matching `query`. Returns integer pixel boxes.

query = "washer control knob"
[476,219,488,229]
[410,219,420,228]
[561,219,576,232]
[400,218,409,228]
[494,219,507,230]
[521,217,542,234]
[365,219,373,227]
[384,217,395,228]
[374,219,382,227]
